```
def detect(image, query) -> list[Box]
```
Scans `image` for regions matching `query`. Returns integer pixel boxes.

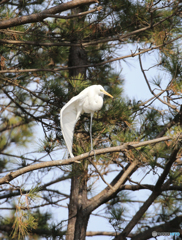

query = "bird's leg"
[89,113,96,160]
[90,113,93,151]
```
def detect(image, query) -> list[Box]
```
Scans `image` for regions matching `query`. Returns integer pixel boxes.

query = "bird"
[60,85,113,158]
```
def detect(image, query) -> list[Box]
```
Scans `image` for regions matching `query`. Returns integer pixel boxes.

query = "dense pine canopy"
[0,0,182,239]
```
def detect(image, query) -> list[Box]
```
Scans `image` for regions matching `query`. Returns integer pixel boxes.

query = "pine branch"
[41,6,102,19]
[0,224,66,238]
[2,89,57,129]
[2,77,50,103]
[0,0,99,29]
[156,105,182,138]
[0,0,9,4]
[0,135,181,185]
[1,34,182,74]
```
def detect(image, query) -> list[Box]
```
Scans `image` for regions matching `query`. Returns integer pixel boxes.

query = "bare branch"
[139,52,178,111]
[0,0,9,4]
[41,6,102,19]
[2,77,49,103]
[0,0,99,29]
[0,39,75,47]
[0,135,180,185]
[88,158,114,190]
[86,161,139,214]
[2,88,52,128]
[86,231,117,236]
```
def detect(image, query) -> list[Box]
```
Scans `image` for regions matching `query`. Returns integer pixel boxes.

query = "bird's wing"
[60,94,86,158]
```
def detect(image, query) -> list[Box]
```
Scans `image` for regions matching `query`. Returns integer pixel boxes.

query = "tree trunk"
[68,46,87,78]
[68,5,87,79]
[66,163,89,240]
[66,6,89,240]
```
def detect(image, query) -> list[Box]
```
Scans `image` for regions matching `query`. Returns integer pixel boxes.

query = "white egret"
[60,85,113,158]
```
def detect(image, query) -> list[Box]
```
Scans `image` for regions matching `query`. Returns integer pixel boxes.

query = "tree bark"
[68,46,87,78]
[68,5,88,79]
[66,5,89,240]
[66,162,89,240]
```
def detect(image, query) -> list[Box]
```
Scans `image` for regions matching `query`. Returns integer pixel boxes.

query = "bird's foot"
[70,154,81,163]
[89,149,96,160]
[75,160,81,163]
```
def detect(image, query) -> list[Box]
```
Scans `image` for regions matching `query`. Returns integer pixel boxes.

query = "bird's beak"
[101,89,113,98]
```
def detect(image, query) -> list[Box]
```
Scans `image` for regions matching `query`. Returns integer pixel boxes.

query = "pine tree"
[0,1,182,240]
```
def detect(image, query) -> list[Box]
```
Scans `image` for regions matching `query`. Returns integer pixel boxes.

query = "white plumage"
[60,85,113,158]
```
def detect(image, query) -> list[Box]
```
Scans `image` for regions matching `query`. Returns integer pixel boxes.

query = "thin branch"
[0,121,31,133]
[86,231,117,236]
[0,39,77,47]
[41,6,102,19]
[138,49,154,94]
[139,51,179,111]
[2,77,50,103]
[2,88,54,128]
[139,90,166,106]
[88,158,114,190]
[0,68,59,73]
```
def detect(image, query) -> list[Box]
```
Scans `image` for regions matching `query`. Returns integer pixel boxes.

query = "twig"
[41,6,102,19]
[88,158,114,190]
[138,50,179,111]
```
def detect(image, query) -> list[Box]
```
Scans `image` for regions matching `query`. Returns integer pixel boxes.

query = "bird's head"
[99,85,113,98]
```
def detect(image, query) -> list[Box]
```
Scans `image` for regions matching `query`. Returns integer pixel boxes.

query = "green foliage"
[0,158,7,172]
[139,109,163,140]
[108,207,124,231]
[68,73,91,93]
[11,208,37,240]
[0,0,182,239]
[38,134,59,154]
[155,191,182,222]
[161,49,182,79]
[0,186,45,239]
[0,115,34,154]
[106,192,131,231]
[32,209,52,231]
